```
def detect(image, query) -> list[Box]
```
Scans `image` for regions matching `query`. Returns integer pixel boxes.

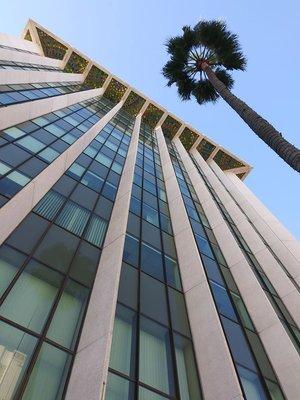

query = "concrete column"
[0,87,103,130]
[65,113,141,400]
[210,161,300,284]
[227,169,300,264]
[189,157,300,327]
[157,128,243,400]
[183,144,300,399]
[0,70,83,85]
[0,99,124,246]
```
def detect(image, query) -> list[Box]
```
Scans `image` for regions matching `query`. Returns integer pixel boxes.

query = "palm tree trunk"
[202,62,300,172]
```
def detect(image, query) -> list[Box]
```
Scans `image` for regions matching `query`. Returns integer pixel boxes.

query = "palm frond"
[162,19,246,105]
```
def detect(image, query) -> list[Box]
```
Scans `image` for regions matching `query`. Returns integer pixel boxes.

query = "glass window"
[221,316,257,371]
[168,288,190,337]
[142,220,161,250]
[139,317,175,396]
[195,234,214,259]
[237,365,267,400]
[6,213,49,254]
[0,171,30,197]
[18,158,47,178]
[161,232,176,258]
[0,161,11,176]
[84,215,108,247]
[141,242,164,281]
[174,334,202,400]
[68,163,85,179]
[81,170,104,192]
[109,305,137,377]
[94,196,113,220]
[0,144,30,167]
[123,235,139,267]
[39,147,60,162]
[34,190,65,220]
[34,225,79,273]
[118,263,138,310]
[56,201,90,236]
[70,184,97,211]
[231,292,255,330]
[140,273,169,326]
[69,241,100,287]
[127,213,141,238]
[0,245,26,296]
[52,175,76,197]
[245,330,277,382]
[165,256,182,290]
[211,281,238,322]
[138,387,167,400]
[105,372,134,400]
[3,126,26,139]
[201,255,224,286]
[47,279,88,349]
[265,380,285,400]
[22,343,71,400]
[142,204,159,226]
[0,260,63,333]
[130,197,141,216]
[17,136,45,153]
[0,321,37,399]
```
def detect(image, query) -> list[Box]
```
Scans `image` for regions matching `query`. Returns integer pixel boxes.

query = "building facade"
[0,19,299,400]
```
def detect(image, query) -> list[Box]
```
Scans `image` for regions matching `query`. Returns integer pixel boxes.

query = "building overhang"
[21,19,252,179]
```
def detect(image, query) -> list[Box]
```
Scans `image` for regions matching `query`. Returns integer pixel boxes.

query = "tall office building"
[0,19,299,400]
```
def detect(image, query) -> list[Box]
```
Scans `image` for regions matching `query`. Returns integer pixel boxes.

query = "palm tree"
[162,20,300,172]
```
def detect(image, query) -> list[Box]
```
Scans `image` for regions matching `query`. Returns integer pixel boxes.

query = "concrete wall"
[157,129,243,400]
[188,146,300,399]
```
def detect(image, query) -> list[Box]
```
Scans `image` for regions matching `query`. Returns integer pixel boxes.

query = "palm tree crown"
[162,20,300,172]
[163,20,246,104]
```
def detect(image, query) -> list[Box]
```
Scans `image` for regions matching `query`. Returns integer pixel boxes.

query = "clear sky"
[2,0,300,238]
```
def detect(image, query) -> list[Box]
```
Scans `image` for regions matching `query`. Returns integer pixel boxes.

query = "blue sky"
[2,0,300,238]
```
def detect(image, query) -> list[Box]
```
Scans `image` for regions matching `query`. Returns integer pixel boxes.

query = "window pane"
[210,281,237,322]
[0,260,63,333]
[174,334,202,400]
[84,215,108,247]
[237,365,267,400]
[105,372,134,400]
[118,263,138,310]
[56,201,90,236]
[47,279,88,349]
[168,288,190,337]
[141,243,164,281]
[69,242,100,287]
[201,255,224,286]
[139,317,175,396]
[221,316,257,371]
[140,273,169,326]
[123,235,139,267]
[165,256,182,290]
[265,379,285,400]
[22,343,71,400]
[34,225,79,273]
[0,321,37,399]
[109,305,137,377]
[245,330,277,381]
[231,292,254,330]
[34,190,65,220]
[6,213,49,254]
[0,245,26,296]
[139,387,167,400]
